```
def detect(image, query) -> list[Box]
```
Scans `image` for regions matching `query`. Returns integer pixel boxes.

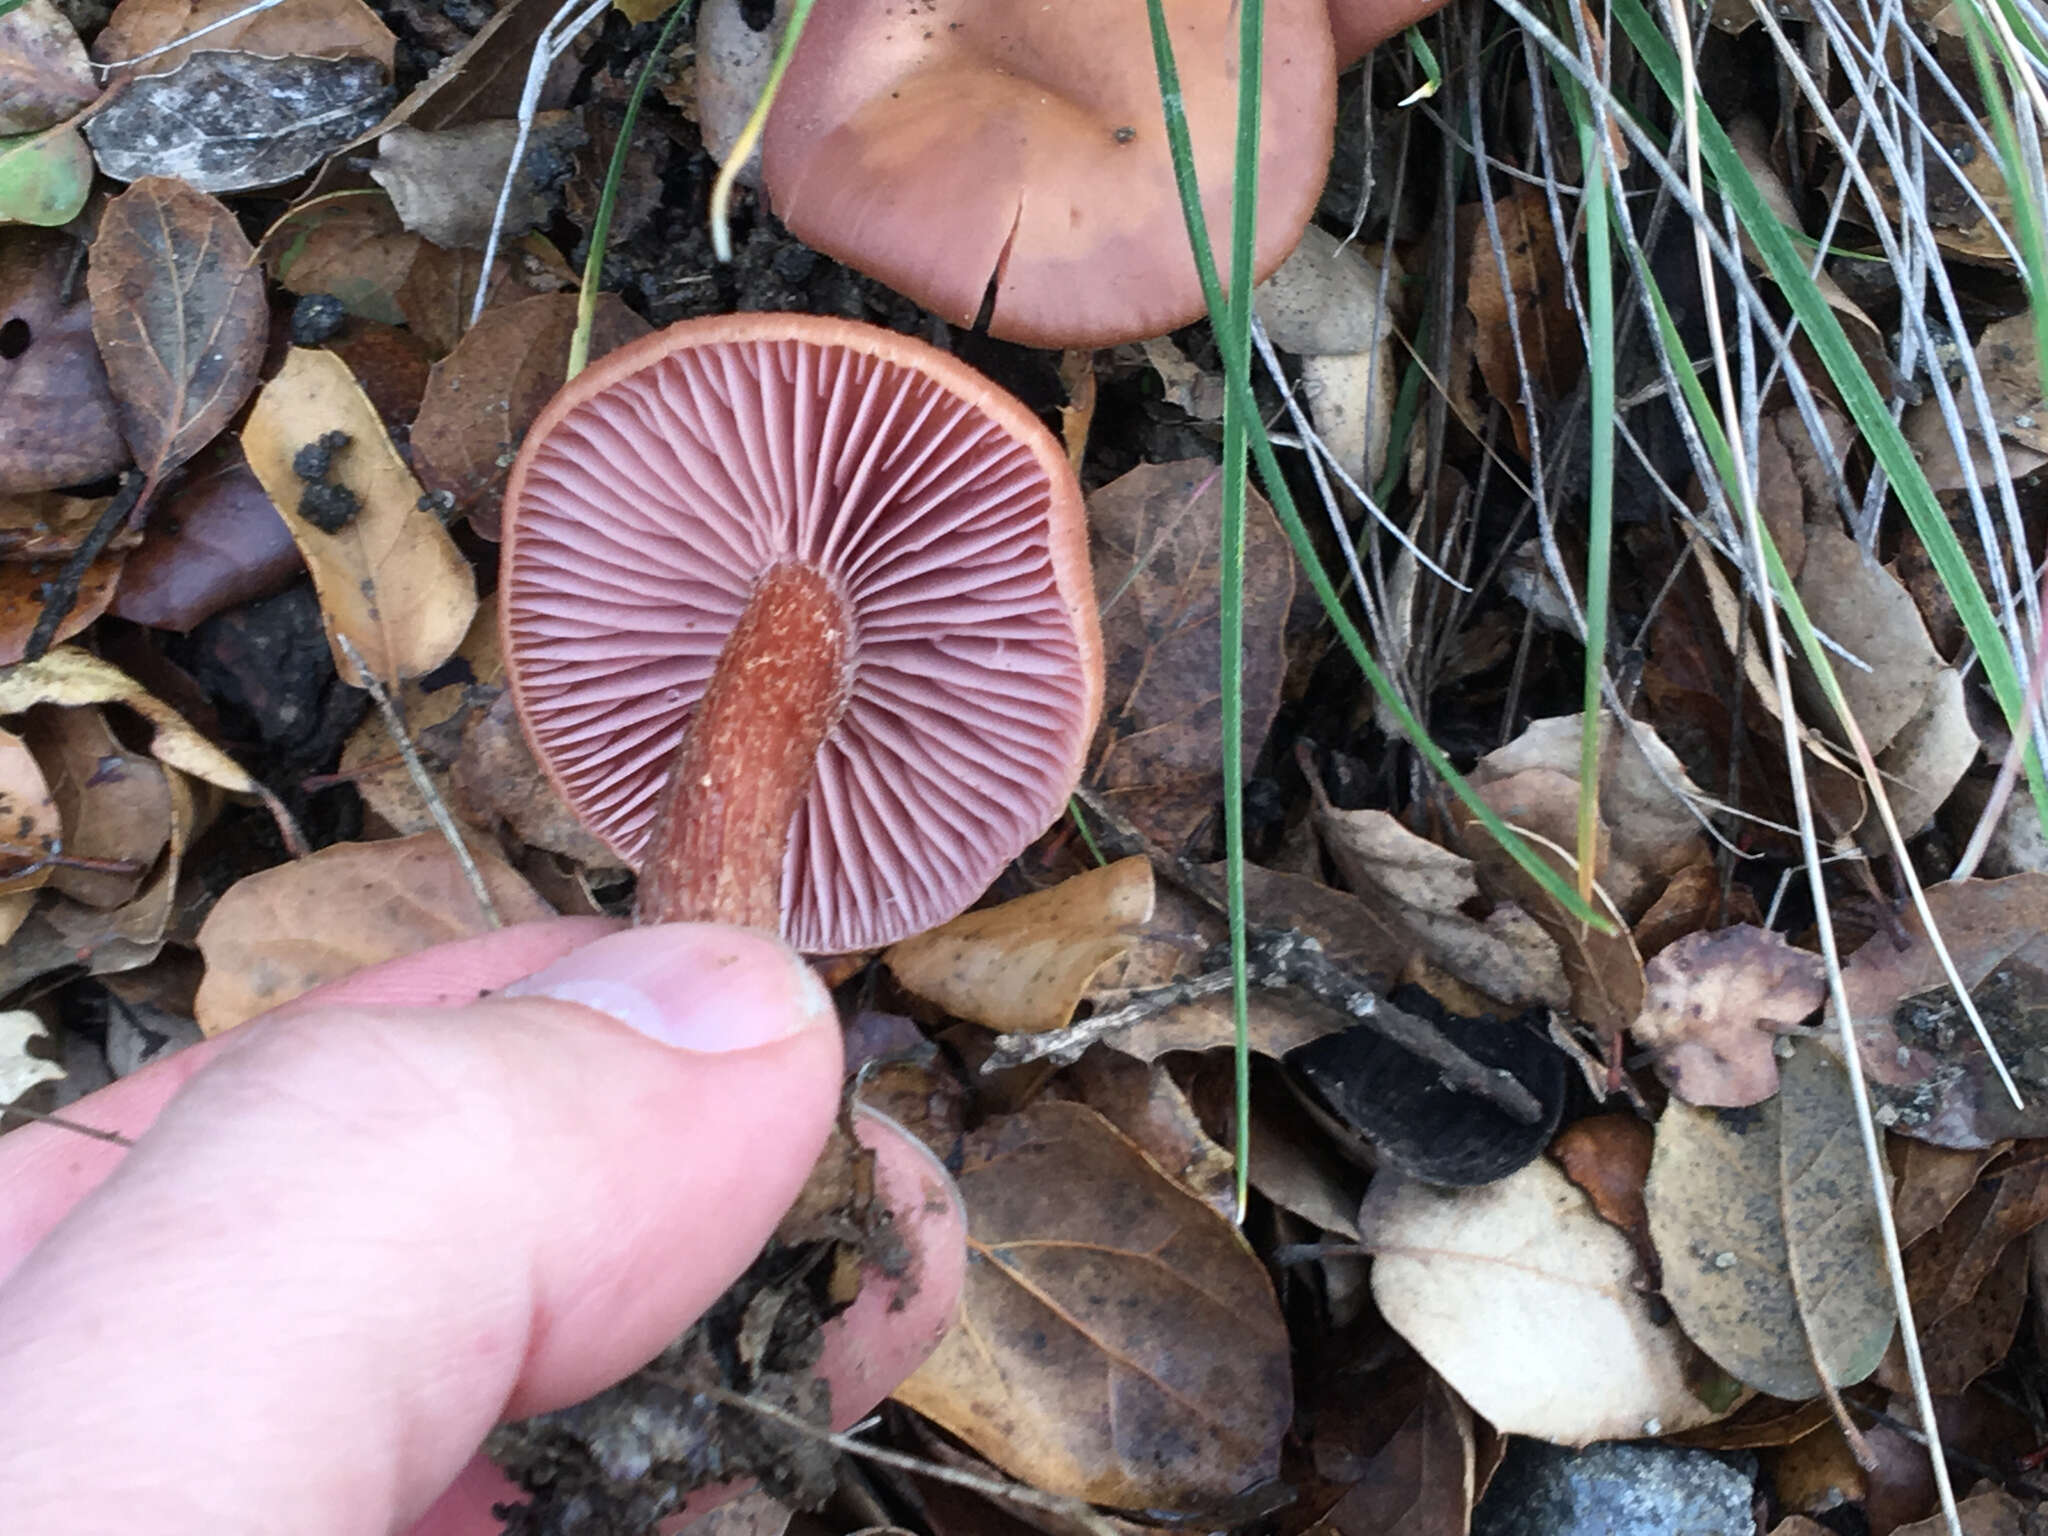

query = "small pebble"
[1711,1250,1737,1269]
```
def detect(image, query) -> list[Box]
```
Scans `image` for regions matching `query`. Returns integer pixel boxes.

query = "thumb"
[0,925,942,1536]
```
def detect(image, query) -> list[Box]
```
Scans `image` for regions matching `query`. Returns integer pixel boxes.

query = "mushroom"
[758,0,1336,348]
[500,312,1103,951]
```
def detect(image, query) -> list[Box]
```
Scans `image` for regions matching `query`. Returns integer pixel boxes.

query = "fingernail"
[503,925,836,1051]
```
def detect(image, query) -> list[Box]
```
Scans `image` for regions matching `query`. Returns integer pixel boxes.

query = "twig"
[334,634,500,929]
[25,472,147,664]
[0,1103,135,1147]
[695,1386,1125,1536]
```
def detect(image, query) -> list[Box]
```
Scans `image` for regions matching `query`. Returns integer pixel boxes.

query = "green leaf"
[0,124,91,226]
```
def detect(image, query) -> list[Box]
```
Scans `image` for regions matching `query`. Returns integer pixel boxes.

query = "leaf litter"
[12,5,2048,1533]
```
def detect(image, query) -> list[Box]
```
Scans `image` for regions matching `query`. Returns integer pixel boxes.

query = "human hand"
[0,920,966,1535]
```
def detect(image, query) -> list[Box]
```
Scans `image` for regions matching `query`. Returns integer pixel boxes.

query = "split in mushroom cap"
[501,312,1102,953]
[759,0,1336,349]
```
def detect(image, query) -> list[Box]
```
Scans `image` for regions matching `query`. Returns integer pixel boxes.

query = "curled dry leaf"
[369,113,582,251]
[0,123,94,227]
[93,0,395,79]
[20,703,172,909]
[193,832,552,1033]
[893,1099,1291,1512]
[1645,1038,1896,1400]
[341,595,500,835]
[410,290,650,536]
[88,176,267,484]
[240,347,478,686]
[0,0,97,136]
[0,550,123,663]
[1087,459,1294,852]
[885,857,1154,1034]
[1550,1112,1657,1275]
[0,728,60,896]
[1363,1154,1722,1443]
[1899,1143,2048,1329]
[0,489,121,561]
[1461,189,1577,458]
[109,456,303,630]
[0,228,127,494]
[1631,926,1827,1107]
[85,51,392,193]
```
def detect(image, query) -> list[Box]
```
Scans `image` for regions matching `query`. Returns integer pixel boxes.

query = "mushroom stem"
[636,561,851,929]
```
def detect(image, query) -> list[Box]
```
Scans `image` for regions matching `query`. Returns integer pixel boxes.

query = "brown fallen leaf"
[341,595,501,836]
[1309,1372,1474,1536]
[396,234,576,358]
[0,490,122,561]
[411,290,651,537]
[20,703,171,910]
[0,728,60,896]
[1086,459,1294,853]
[1363,1153,1724,1442]
[0,228,128,495]
[0,0,97,135]
[1899,1143,2048,1325]
[1891,1487,2039,1536]
[370,114,583,251]
[1645,1038,1896,1400]
[0,550,122,663]
[193,832,553,1033]
[893,1099,1291,1513]
[1882,1233,2028,1397]
[88,177,267,489]
[1793,522,1950,762]
[1892,1139,2002,1251]
[885,857,1154,1035]
[240,347,478,687]
[1549,1112,1656,1271]
[1461,189,1578,459]
[109,455,303,631]
[1630,926,1827,1106]
[450,689,621,869]
[1065,1050,1236,1219]
[93,0,394,80]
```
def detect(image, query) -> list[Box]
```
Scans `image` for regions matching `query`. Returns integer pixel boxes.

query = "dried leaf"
[0,1009,63,1104]
[0,228,125,493]
[0,0,97,135]
[1891,1488,2039,1536]
[885,858,1154,1035]
[88,176,267,484]
[94,0,395,79]
[0,727,60,895]
[1086,460,1294,851]
[20,703,171,909]
[0,549,122,662]
[1461,190,1578,458]
[85,51,391,193]
[411,290,650,535]
[0,123,93,226]
[267,196,423,325]
[109,455,303,630]
[369,113,581,250]
[1310,1373,1474,1536]
[1905,312,2048,491]
[450,689,620,868]
[1631,926,1827,1106]
[1550,1112,1656,1268]
[1729,118,1883,347]
[193,832,552,1032]
[239,347,478,686]
[1869,667,1978,845]
[1901,1143,2048,1325]
[0,490,117,561]
[342,595,500,835]
[1067,1051,1237,1219]
[1363,1154,1722,1442]
[1645,1038,1896,1399]
[0,646,263,797]
[1892,1139,2001,1250]
[894,1099,1291,1512]
[1794,523,1946,759]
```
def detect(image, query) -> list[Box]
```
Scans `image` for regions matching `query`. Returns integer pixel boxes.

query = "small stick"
[25,472,147,663]
[335,634,500,929]
[0,1103,135,1147]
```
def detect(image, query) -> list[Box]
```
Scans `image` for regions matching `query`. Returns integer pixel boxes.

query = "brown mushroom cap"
[760,0,1336,349]
[501,313,1102,953]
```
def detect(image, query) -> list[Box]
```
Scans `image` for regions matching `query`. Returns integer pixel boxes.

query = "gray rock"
[1474,1439,1756,1536]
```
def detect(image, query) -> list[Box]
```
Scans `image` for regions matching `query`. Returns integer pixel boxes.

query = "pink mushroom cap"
[501,312,1103,953]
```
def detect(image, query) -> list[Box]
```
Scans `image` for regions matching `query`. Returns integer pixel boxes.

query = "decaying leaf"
[1906,312,2048,490]
[93,0,396,80]
[450,689,620,869]
[0,727,61,896]
[410,291,650,535]
[370,113,582,250]
[0,0,98,135]
[1645,1038,1896,1399]
[341,595,500,836]
[0,228,127,493]
[1550,1112,1657,1274]
[240,347,478,686]
[1461,189,1578,458]
[1631,926,1827,1106]
[885,857,1154,1035]
[20,703,173,909]
[0,550,122,663]
[1363,1154,1722,1442]
[1309,1371,1475,1536]
[0,1009,64,1104]
[1793,523,1949,762]
[894,1099,1291,1512]
[193,832,553,1033]
[1892,1139,2001,1250]
[1067,1051,1237,1219]
[109,456,304,631]
[0,123,94,227]
[85,51,392,193]
[1869,667,1978,845]
[88,176,267,484]
[1086,459,1294,852]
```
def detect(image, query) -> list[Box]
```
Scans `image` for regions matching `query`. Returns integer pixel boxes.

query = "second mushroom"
[501,312,1103,951]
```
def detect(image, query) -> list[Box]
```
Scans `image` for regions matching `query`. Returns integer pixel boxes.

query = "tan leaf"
[0,727,59,896]
[370,114,583,251]
[193,833,553,1033]
[20,703,172,909]
[451,690,622,869]
[241,346,478,687]
[1793,522,1947,760]
[0,549,122,663]
[87,177,267,484]
[1645,1038,1895,1399]
[885,857,1154,1034]
[894,1099,1291,1512]
[1891,1139,2000,1250]
[1363,1153,1723,1442]
[93,0,394,79]
[1461,190,1578,458]
[1631,926,1827,1106]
